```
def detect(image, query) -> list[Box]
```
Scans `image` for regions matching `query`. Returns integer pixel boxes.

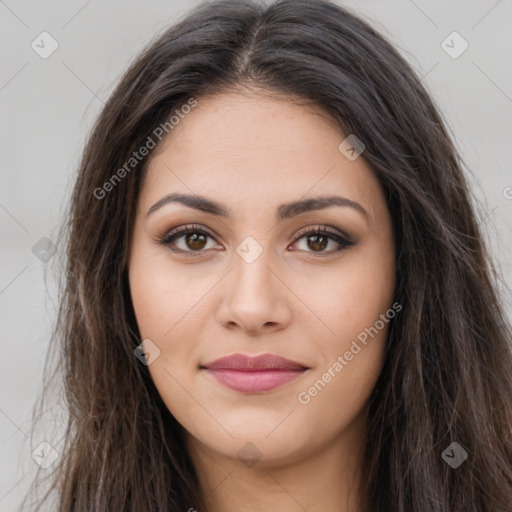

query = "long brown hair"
[24,0,512,510]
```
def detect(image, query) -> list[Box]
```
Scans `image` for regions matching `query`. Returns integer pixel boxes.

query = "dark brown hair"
[24,0,512,510]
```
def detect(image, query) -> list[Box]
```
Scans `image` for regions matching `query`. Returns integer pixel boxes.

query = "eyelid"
[292,224,351,242]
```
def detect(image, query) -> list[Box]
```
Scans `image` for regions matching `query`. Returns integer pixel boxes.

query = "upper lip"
[201,353,308,371]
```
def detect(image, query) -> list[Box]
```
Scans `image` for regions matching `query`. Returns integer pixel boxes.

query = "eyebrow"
[146,192,369,222]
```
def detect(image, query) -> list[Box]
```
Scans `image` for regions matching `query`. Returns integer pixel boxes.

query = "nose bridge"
[216,235,291,333]
[231,236,276,300]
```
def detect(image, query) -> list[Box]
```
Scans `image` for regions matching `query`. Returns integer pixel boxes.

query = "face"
[128,91,396,467]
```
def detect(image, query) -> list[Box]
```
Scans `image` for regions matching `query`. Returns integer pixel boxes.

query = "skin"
[128,90,396,512]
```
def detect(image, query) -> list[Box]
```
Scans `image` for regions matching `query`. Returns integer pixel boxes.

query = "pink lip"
[202,353,308,393]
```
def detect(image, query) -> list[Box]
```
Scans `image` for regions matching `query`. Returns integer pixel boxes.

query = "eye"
[157,224,353,256]
[158,224,220,254]
[290,225,354,255]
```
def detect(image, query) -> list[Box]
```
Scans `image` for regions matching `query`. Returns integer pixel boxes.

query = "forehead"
[139,92,383,221]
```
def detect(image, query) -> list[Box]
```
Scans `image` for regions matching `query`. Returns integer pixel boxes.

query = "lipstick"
[201,353,308,393]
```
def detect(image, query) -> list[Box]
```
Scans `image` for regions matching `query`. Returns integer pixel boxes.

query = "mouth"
[200,353,309,393]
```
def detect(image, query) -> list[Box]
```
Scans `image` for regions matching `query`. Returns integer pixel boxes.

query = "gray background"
[1,0,511,510]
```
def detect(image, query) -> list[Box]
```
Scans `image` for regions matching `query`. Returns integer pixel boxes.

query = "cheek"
[129,253,209,340]
[296,277,394,429]
[129,259,208,427]
[128,254,203,403]
[296,242,395,410]
[295,337,385,441]
[306,244,395,345]
[149,358,207,430]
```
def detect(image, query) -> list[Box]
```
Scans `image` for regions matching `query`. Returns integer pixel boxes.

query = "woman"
[25,0,512,510]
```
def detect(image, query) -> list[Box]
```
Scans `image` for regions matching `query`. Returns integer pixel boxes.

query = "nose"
[215,247,292,336]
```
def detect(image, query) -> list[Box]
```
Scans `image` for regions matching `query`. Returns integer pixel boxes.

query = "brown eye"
[159,225,218,254]
[292,226,353,255]
[306,233,329,252]
[184,232,208,250]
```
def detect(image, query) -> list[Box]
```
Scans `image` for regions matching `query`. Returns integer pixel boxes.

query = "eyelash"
[157,223,354,257]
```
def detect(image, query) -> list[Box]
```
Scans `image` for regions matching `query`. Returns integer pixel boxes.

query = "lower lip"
[205,369,306,392]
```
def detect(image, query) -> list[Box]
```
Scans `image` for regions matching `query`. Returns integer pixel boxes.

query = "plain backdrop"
[1,0,511,510]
